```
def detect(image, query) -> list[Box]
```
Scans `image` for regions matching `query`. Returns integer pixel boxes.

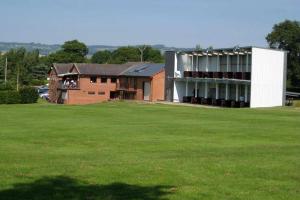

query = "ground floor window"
[111,77,117,83]
[101,77,107,83]
[90,76,97,83]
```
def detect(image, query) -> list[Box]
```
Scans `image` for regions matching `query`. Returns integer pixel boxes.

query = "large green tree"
[266,20,300,87]
[143,46,164,63]
[91,46,164,64]
[91,50,112,64]
[110,46,140,64]
[46,40,88,64]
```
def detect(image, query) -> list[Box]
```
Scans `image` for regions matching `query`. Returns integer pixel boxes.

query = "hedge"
[0,91,21,104]
[0,87,39,104]
[19,87,39,104]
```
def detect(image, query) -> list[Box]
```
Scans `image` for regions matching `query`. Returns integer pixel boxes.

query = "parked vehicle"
[37,86,49,100]
[39,92,49,100]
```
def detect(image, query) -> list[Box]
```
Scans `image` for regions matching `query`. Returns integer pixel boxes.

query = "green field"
[0,102,299,200]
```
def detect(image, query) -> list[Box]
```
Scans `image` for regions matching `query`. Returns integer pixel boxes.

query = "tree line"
[0,19,299,90]
[0,41,164,89]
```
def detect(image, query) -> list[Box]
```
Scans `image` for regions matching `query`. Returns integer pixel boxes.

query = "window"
[111,77,117,83]
[98,91,105,95]
[90,76,97,83]
[88,91,95,95]
[101,77,107,83]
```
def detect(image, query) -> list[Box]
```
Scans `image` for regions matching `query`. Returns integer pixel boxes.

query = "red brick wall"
[118,70,165,102]
[66,76,117,104]
[151,70,165,101]
[48,70,61,103]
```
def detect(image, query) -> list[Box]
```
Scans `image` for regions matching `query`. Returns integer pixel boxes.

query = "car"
[39,92,49,100]
[38,87,48,94]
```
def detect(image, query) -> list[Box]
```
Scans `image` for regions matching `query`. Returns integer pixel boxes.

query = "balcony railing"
[183,71,251,80]
[116,83,137,91]
[58,80,80,90]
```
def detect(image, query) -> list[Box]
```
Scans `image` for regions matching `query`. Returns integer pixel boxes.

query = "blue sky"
[0,0,299,48]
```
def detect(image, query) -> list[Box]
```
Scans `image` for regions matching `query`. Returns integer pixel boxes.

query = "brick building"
[48,63,165,104]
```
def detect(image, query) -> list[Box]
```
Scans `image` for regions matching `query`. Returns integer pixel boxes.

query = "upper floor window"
[90,76,97,83]
[101,77,107,83]
[111,77,117,83]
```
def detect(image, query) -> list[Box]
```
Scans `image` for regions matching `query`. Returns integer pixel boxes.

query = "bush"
[0,91,21,104]
[6,91,21,104]
[19,87,39,104]
[0,87,39,104]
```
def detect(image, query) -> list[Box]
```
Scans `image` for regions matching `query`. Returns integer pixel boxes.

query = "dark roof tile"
[121,63,165,77]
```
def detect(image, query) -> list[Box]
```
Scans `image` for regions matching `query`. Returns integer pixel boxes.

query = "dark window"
[88,91,95,95]
[90,76,97,83]
[98,91,105,95]
[101,77,107,83]
[111,77,117,83]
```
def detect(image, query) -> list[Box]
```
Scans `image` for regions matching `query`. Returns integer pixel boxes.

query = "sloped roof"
[74,63,135,76]
[52,63,74,75]
[120,63,165,77]
[53,62,165,77]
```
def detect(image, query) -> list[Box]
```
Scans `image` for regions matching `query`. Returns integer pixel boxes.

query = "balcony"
[58,80,80,90]
[183,71,251,80]
[116,82,137,91]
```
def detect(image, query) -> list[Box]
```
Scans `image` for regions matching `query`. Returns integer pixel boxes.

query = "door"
[143,82,150,101]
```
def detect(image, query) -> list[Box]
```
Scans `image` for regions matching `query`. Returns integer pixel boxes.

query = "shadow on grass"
[0,176,175,200]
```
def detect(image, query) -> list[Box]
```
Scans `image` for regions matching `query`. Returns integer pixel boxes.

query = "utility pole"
[138,45,147,62]
[4,57,7,86]
[16,65,19,91]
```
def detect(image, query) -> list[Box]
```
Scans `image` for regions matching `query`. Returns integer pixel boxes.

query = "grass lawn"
[0,102,299,200]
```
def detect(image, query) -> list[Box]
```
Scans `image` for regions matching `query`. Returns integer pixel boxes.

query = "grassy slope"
[0,102,299,200]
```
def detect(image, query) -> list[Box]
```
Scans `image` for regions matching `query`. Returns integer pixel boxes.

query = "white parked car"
[39,92,49,100]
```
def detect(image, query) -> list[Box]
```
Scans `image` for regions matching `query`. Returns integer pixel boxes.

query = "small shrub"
[19,87,39,104]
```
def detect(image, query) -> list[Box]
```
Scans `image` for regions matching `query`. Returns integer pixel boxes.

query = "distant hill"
[0,42,193,56]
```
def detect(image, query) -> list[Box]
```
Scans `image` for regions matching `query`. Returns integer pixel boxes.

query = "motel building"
[164,46,287,108]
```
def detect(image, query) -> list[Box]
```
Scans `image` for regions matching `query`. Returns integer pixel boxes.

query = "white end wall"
[250,48,287,108]
[173,81,185,102]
